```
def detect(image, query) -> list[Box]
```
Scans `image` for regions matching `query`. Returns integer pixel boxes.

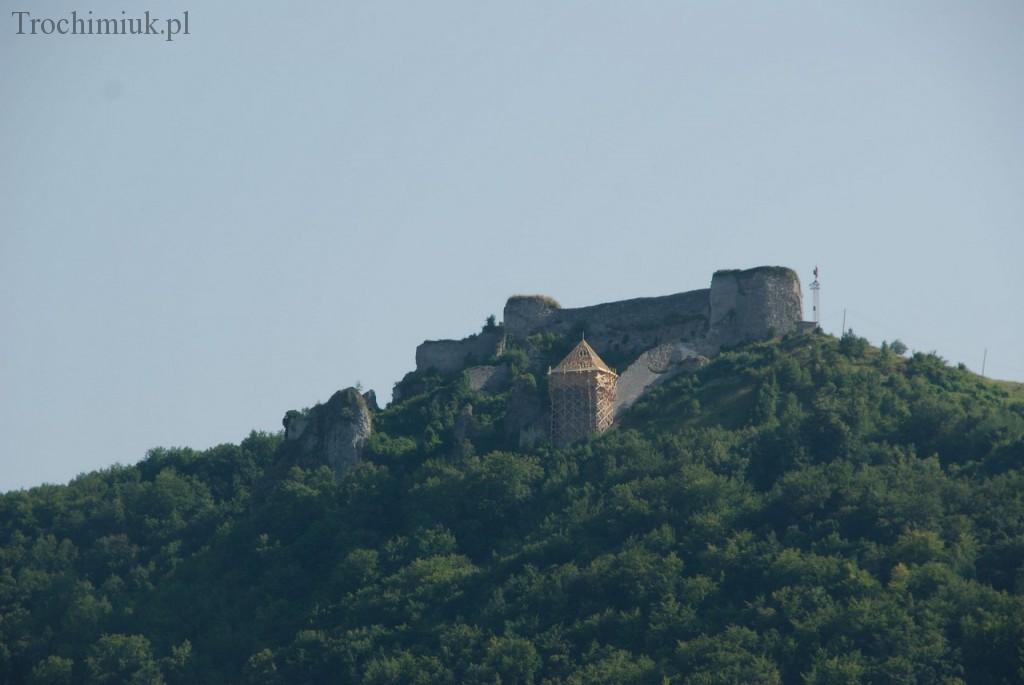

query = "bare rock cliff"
[282,388,372,478]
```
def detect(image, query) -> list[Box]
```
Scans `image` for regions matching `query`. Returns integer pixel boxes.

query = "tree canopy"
[2,333,1022,684]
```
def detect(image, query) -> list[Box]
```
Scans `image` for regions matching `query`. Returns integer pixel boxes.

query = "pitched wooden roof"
[551,339,617,375]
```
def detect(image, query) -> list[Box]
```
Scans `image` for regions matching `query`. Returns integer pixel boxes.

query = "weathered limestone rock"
[282,387,372,478]
[362,389,380,411]
[614,342,702,415]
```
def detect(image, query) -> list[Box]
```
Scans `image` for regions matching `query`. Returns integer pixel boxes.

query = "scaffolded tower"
[549,339,618,448]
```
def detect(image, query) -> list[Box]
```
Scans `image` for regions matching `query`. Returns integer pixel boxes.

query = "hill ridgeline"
[1,268,1023,684]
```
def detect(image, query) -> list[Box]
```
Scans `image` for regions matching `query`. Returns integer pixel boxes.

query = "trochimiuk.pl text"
[12,11,190,41]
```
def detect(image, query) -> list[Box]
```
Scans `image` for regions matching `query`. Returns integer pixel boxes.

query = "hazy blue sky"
[2,1,1022,491]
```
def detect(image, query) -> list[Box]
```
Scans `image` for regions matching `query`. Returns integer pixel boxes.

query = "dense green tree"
[0,336,1022,683]
[86,634,163,685]
[28,656,73,685]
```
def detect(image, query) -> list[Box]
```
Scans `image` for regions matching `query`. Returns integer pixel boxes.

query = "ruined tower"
[549,339,618,447]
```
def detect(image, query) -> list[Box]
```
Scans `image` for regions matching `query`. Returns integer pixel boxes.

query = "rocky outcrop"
[282,388,372,478]
[614,342,703,415]
[362,389,380,412]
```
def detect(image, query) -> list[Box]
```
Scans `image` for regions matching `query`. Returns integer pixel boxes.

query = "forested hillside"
[2,333,1023,684]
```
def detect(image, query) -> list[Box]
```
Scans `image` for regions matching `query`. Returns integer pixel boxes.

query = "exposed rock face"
[614,342,702,415]
[282,388,372,478]
[362,389,380,412]
[415,330,505,374]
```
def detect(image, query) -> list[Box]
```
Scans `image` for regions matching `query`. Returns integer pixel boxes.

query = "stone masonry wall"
[707,267,803,349]
[415,330,505,374]
[503,289,711,362]
[413,266,803,375]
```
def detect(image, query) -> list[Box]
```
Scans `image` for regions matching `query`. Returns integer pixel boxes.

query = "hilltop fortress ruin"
[283,266,809,474]
[416,266,804,375]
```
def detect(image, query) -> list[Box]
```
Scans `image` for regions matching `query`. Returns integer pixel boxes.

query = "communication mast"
[810,266,821,327]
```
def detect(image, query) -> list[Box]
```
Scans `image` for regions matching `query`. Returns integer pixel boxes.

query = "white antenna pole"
[982,348,988,378]
[842,308,847,334]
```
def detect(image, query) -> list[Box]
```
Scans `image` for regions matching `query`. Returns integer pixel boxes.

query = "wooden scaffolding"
[548,340,618,448]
